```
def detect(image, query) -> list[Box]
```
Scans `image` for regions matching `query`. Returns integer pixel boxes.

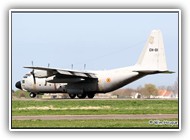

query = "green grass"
[12,119,178,129]
[12,99,178,116]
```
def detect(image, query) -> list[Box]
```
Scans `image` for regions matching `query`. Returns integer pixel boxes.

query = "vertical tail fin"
[136,30,168,71]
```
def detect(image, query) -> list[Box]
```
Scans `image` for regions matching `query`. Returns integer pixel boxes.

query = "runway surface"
[12,114,178,120]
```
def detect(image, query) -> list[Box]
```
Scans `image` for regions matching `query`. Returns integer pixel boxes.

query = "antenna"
[71,64,73,69]
[84,64,86,70]
[31,61,33,66]
[48,63,50,67]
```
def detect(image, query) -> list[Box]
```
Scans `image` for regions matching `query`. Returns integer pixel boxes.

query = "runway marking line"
[12,114,178,120]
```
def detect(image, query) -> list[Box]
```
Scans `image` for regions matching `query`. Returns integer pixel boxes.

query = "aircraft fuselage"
[18,67,146,95]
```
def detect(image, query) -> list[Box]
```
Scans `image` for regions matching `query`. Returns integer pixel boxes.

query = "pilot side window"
[23,75,27,78]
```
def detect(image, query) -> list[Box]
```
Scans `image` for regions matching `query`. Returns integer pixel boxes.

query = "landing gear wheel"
[69,94,76,99]
[87,94,95,99]
[30,92,36,98]
[77,93,86,99]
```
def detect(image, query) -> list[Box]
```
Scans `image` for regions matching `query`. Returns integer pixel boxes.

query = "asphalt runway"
[12,114,178,120]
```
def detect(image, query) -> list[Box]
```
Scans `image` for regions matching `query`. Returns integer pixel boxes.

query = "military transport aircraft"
[15,30,173,99]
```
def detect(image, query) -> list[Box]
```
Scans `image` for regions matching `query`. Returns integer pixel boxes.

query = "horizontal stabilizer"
[133,70,175,74]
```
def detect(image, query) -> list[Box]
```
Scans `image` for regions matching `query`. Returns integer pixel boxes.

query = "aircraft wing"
[24,66,97,79]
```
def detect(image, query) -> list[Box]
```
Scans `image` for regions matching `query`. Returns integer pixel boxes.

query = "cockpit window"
[23,75,28,78]
[22,80,25,83]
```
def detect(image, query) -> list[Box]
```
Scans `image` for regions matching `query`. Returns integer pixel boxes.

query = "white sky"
[11,10,179,90]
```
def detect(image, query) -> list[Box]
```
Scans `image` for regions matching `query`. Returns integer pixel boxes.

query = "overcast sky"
[11,10,179,90]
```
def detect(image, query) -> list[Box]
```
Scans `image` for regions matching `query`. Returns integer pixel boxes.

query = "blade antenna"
[71,64,73,69]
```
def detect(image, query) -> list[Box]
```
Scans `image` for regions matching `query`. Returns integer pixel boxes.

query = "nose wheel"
[30,92,37,98]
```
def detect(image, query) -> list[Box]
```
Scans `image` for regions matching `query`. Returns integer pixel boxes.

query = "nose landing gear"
[29,92,37,98]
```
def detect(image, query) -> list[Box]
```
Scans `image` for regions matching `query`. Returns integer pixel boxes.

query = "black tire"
[69,94,76,99]
[87,94,95,99]
[77,93,86,99]
[30,92,36,98]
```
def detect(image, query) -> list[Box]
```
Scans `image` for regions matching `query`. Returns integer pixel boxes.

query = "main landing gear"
[69,93,76,99]
[68,93,95,99]
[87,94,95,99]
[28,92,95,99]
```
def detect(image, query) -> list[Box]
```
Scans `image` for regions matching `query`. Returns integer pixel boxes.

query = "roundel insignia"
[106,78,111,83]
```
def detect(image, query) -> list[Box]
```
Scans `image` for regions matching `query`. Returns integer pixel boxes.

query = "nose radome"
[15,81,22,90]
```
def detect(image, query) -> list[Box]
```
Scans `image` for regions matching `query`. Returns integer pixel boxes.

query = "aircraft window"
[22,80,25,83]
[23,76,27,78]
[49,84,51,86]
[39,84,41,86]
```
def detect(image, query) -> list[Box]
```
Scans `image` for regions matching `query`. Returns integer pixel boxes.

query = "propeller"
[31,61,36,84]
[44,63,50,86]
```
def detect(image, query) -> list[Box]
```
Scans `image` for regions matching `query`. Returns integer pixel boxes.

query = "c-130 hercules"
[15,30,173,99]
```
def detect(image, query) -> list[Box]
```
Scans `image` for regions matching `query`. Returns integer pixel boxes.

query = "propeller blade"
[31,69,36,84]
[30,61,36,84]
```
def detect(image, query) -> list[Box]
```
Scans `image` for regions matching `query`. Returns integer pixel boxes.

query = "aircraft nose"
[15,81,22,90]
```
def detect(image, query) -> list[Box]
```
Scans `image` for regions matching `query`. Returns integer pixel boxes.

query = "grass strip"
[12,119,179,129]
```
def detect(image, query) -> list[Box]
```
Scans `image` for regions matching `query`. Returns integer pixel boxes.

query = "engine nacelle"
[34,70,50,78]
